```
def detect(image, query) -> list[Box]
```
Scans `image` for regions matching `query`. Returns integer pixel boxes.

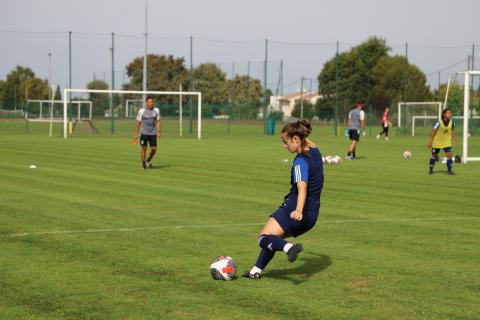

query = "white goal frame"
[461,70,480,163]
[397,102,442,128]
[411,115,480,136]
[63,88,202,139]
[27,99,92,121]
[125,99,143,118]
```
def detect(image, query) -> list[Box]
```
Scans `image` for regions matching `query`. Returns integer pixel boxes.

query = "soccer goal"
[63,88,202,139]
[27,99,92,122]
[397,102,442,129]
[125,99,143,118]
[458,70,480,163]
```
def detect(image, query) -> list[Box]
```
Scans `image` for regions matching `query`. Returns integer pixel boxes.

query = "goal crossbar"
[63,89,202,139]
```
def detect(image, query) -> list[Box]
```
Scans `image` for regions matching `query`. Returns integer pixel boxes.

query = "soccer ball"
[330,157,339,165]
[334,155,342,163]
[325,156,333,164]
[403,151,412,159]
[210,256,237,281]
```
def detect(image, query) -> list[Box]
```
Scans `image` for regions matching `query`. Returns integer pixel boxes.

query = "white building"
[270,91,321,120]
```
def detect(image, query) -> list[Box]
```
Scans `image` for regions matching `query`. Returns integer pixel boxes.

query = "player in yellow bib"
[427,108,457,175]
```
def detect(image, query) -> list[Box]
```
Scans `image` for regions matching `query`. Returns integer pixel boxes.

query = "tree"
[291,100,315,120]
[87,80,109,116]
[436,82,480,115]
[371,55,432,110]
[0,80,5,108]
[2,66,49,110]
[123,54,188,102]
[192,63,227,105]
[222,75,263,119]
[318,37,389,112]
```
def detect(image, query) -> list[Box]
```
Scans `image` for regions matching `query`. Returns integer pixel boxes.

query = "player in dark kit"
[134,97,161,169]
[243,120,324,279]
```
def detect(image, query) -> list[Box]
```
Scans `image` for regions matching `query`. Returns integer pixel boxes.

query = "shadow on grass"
[149,164,171,170]
[264,253,331,285]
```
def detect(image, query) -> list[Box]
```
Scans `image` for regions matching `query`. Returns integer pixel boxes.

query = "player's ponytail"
[281,120,312,154]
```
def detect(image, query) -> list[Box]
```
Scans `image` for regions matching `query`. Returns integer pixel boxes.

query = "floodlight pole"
[110,32,115,134]
[300,76,304,119]
[335,41,339,136]
[263,38,268,134]
[68,31,72,123]
[143,0,148,108]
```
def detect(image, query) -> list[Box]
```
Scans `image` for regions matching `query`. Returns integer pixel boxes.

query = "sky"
[1,0,479,94]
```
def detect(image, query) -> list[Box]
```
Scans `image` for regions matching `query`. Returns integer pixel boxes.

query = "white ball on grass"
[29,165,37,169]
[403,151,412,159]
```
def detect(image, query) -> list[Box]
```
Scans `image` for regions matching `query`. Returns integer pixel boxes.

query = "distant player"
[376,106,390,140]
[134,97,161,169]
[346,102,365,160]
[427,108,456,175]
[243,120,324,279]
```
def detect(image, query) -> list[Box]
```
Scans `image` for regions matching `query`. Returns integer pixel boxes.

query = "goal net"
[63,88,202,139]
[397,102,442,135]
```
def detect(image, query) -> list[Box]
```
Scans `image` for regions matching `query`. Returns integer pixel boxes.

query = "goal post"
[462,70,480,163]
[397,102,442,128]
[63,88,202,139]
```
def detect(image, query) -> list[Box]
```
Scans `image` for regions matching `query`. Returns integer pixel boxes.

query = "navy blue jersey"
[287,146,324,200]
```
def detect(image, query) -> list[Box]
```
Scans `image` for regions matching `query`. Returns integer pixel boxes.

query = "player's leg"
[146,136,157,168]
[350,140,358,159]
[244,213,302,279]
[445,148,454,174]
[140,135,148,169]
[429,148,440,175]
[384,126,389,140]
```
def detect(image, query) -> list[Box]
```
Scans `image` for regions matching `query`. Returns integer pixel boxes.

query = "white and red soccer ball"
[403,150,412,159]
[210,256,237,281]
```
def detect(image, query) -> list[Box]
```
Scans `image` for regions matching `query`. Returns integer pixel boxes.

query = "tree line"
[1,36,476,119]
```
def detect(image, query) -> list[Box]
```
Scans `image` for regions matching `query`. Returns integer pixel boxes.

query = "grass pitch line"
[1,216,479,238]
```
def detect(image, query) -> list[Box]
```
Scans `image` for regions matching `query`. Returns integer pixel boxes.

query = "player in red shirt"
[376,106,390,141]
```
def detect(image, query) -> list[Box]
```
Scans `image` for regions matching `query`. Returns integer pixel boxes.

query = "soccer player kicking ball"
[243,120,324,279]
[134,97,161,170]
[427,108,456,175]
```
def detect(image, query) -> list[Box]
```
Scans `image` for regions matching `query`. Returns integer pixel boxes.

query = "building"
[269,91,321,120]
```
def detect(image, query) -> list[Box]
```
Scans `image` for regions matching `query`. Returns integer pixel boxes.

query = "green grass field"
[1,119,479,319]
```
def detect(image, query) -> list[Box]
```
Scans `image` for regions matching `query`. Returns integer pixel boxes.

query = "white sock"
[249,266,262,275]
[283,243,293,253]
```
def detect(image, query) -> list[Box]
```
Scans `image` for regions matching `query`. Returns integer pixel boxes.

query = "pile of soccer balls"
[322,155,342,165]
[210,256,237,281]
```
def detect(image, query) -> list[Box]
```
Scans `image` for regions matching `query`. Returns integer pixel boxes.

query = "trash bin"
[266,119,276,136]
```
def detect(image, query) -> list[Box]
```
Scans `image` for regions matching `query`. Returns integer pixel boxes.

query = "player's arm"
[134,120,141,139]
[360,110,366,129]
[452,127,456,146]
[156,108,161,138]
[291,181,307,221]
[290,158,308,221]
[134,109,143,139]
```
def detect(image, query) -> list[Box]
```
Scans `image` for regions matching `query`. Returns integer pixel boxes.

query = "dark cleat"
[287,243,303,262]
[428,170,433,175]
[447,171,455,175]
[147,162,153,169]
[242,271,261,279]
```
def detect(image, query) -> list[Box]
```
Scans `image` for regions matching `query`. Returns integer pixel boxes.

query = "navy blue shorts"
[432,147,452,154]
[271,197,320,237]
